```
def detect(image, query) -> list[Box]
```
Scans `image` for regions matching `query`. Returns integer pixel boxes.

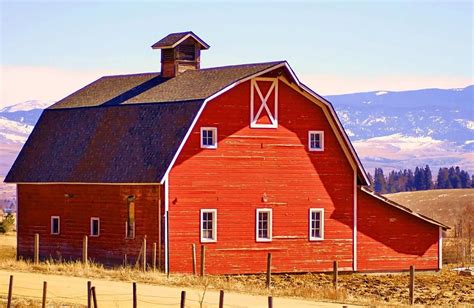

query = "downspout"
[438,227,443,270]
[353,170,358,272]
[164,177,169,274]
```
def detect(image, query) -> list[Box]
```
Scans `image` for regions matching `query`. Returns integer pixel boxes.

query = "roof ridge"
[194,61,286,72]
[102,72,160,78]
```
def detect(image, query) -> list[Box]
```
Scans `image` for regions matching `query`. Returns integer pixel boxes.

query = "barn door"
[250,78,278,128]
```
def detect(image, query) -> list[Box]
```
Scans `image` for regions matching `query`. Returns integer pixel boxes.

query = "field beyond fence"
[0,233,473,307]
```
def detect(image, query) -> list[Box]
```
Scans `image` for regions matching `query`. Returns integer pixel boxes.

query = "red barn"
[5,32,448,274]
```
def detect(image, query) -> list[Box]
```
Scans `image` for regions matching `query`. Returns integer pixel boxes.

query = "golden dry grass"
[385,188,474,229]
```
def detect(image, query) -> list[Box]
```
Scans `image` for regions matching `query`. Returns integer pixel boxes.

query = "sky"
[0,0,472,108]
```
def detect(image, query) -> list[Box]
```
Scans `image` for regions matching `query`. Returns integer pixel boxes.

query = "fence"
[2,274,280,307]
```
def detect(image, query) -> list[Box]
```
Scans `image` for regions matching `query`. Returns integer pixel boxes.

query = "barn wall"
[168,79,356,274]
[357,189,439,271]
[17,184,162,267]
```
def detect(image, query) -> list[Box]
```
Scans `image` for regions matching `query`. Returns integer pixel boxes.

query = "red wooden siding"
[17,184,163,268]
[357,188,439,271]
[168,79,356,274]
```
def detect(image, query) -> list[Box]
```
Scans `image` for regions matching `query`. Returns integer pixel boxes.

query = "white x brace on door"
[250,78,278,128]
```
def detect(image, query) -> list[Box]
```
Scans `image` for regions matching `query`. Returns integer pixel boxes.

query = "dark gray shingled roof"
[5,101,203,183]
[151,31,210,49]
[7,61,285,183]
[49,62,283,109]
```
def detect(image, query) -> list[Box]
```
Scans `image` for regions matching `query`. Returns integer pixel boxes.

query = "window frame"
[308,130,324,152]
[256,208,272,242]
[200,209,217,243]
[90,217,100,237]
[51,216,60,235]
[200,127,218,149]
[309,208,324,241]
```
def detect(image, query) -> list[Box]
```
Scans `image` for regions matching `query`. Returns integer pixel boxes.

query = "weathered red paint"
[17,184,164,268]
[168,79,356,274]
[357,188,439,271]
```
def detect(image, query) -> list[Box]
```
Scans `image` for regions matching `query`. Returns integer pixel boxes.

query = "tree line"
[368,165,474,194]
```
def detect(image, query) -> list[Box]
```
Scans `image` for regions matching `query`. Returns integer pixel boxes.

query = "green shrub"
[0,214,15,233]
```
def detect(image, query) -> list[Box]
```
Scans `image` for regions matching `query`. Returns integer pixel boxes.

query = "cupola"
[151,31,210,78]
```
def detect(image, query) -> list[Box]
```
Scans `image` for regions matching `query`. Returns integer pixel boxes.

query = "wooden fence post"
[142,237,147,272]
[192,244,197,276]
[87,281,92,308]
[266,253,272,289]
[409,265,415,305]
[200,245,206,277]
[133,282,137,308]
[83,235,88,265]
[333,261,338,290]
[152,242,157,271]
[34,233,40,264]
[91,286,98,308]
[42,281,47,308]
[7,275,13,308]
[180,290,186,308]
[219,290,224,308]
[268,296,273,308]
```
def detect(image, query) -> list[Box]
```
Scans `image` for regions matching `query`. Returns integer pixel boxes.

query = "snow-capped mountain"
[326,85,474,173]
[0,86,472,177]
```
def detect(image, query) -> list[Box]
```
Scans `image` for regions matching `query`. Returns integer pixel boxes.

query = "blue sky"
[0,1,472,106]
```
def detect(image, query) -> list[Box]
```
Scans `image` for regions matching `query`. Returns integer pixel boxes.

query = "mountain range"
[0,86,473,179]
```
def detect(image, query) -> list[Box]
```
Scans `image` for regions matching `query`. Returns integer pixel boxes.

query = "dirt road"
[0,270,358,307]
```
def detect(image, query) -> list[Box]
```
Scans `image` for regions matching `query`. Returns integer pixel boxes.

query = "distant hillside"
[385,189,473,229]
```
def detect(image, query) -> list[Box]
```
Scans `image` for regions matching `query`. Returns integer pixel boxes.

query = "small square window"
[200,209,217,243]
[309,208,324,241]
[200,127,217,149]
[256,209,272,242]
[308,131,324,151]
[90,217,100,237]
[51,216,60,235]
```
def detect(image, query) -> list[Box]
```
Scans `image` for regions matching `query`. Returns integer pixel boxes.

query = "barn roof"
[151,31,210,50]
[6,101,203,183]
[5,61,286,183]
[361,186,449,230]
[49,62,282,109]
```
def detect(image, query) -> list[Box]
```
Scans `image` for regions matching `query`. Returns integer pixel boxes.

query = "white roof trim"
[159,62,287,184]
[360,186,449,230]
[153,33,210,50]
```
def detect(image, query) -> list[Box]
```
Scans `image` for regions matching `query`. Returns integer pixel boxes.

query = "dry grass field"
[385,188,473,229]
[0,233,473,306]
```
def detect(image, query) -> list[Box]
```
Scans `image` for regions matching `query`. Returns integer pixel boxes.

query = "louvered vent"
[162,49,174,62]
[177,44,195,61]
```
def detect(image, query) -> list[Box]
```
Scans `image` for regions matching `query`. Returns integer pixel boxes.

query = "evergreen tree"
[367,172,374,190]
[459,170,471,188]
[436,168,449,189]
[373,168,387,194]
[448,166,461,188]
[423,165,433,190]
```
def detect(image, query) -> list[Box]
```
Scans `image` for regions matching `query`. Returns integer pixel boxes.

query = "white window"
[308,131,324,151]
[200,209,217,243]
[200,127,217,149]
[309,208,324,241]
[90,217,100,237]
[256,208,272,242]
[51,216,60,235]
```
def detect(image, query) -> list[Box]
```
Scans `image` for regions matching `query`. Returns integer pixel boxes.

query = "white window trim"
[256,208,272,242]
[200,127,218,149]
[308,130,324,152]
[309,208,324,241]
[200,209,217,243]
[51,216,60,235]
[250,78,278,128]
[90,217,100,237]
